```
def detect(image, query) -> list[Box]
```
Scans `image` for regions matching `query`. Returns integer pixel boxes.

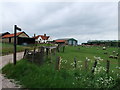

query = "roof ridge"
[2,32,24,38]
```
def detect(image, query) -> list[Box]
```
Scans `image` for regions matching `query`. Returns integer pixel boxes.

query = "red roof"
[55,40,66,43]
[41,36,49,40]
[2,32,23,38]
[33,35,42,39]
[33,35,50,40]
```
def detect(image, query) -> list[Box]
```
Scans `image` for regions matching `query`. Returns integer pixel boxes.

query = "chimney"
[34,34,36,37]
[44,34,46,37]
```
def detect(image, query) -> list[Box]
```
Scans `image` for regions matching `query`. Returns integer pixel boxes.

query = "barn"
[54,38,78,46]
[54,40,66,45]
[2,32,35,45]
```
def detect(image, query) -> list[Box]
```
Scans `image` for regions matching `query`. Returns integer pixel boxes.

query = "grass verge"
[2,59,120,88]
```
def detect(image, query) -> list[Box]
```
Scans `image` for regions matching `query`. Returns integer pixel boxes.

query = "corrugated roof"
[55,40,66,43]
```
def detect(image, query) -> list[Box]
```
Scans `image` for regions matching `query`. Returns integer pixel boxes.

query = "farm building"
[2,32,35,45]
[54,38,78,46]
[33,34,50,43]
[86,40,120,47]
[0,32,10,42]
[54,40,66,45]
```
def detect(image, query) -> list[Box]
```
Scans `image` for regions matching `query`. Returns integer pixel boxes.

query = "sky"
[1,1,118,44]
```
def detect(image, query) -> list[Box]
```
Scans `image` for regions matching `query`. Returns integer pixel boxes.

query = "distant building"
[54,38,78,46]
[81,43,88,45]
[33,34,50,43]
[2,32,35,45]
[85,40,120,47]
[54,40,66,44]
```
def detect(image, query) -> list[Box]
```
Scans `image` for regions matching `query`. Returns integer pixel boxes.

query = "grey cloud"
[2,2,118,43]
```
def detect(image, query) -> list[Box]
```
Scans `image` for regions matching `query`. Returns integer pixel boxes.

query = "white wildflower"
[78,61,81,63]
[80,65,83,67]
[87,59,90,61]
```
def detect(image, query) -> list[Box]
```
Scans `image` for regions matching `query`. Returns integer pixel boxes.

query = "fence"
[23,46,112,73]
[23,46,57,64]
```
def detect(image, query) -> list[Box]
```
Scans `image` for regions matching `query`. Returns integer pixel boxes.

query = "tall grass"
[2,60,119,88]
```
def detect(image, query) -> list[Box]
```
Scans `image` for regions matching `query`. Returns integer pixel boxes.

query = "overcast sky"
[1,1,118,44]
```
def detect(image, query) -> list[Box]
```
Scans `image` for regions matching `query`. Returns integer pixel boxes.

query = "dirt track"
[0,52,24,89]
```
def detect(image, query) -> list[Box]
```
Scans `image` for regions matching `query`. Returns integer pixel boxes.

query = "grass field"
[2,45,120,89]
[0,43,34,56]
[0,43,54,56]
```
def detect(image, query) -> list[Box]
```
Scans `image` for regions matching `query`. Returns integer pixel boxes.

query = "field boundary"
[0,52,24,89]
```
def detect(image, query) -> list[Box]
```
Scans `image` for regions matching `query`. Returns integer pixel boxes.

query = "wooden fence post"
[46,48,49,56]
[56,56,61,70]
[91,60,97,74]
[74,57,77,68]
[57,44,60,52]
[38,47,41,52]
[53,48,56,55]
[40,46,45,61]
[63,46,65,53]
[49,49,52,63]
[31,47,36,63]
[23,49,28,58]
[106,60,110,74]
[33,47,36,53]
[40,46,44,53]
[85,59,88,69]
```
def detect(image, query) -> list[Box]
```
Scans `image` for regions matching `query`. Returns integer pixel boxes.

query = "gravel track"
[0,52,24,89]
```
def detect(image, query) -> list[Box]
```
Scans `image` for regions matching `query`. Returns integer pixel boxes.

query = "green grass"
[1,43,33,56]
[2,46,120,88]
[0,43,53,56]
[57,46,119,72]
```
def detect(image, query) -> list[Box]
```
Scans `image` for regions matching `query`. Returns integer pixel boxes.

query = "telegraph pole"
[13,25,21,65]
